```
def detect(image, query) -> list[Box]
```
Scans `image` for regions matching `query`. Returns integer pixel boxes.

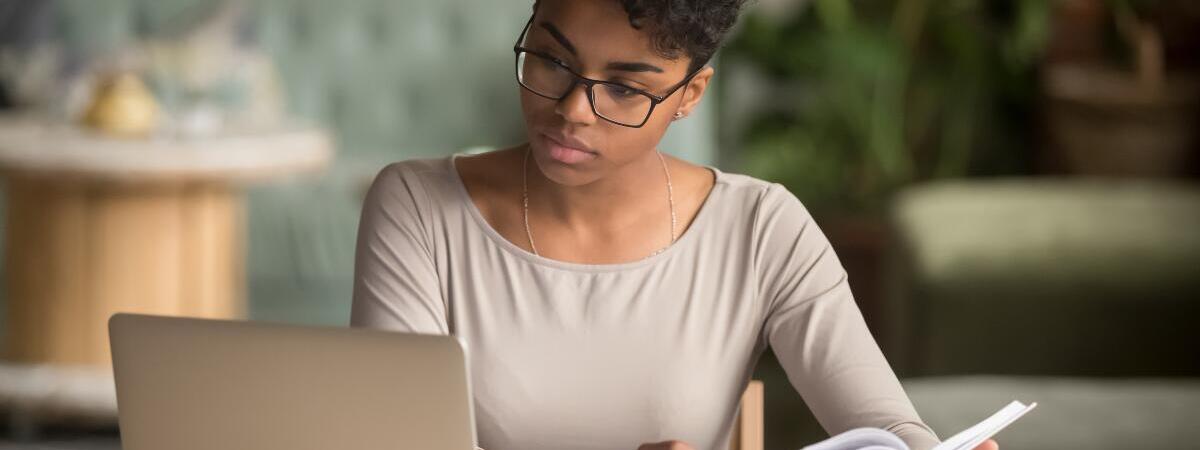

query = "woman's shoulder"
[706,167,811,222]
[372,148,516,197]
[365,154,470,219]
[375,155,455,186]
[451,147,524,194]
[367,147,523,219]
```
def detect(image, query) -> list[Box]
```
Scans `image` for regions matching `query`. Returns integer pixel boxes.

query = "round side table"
[0,116,333,367]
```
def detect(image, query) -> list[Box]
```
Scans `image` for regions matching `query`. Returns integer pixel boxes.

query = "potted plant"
[1041,0,1200,177]
[725,0,1052,215]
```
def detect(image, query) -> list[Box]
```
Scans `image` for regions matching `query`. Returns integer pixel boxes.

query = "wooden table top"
[0,115,334,183]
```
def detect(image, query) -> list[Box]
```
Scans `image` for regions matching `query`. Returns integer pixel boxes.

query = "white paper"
[798,400,1036,450]
[932,401,1037,450]
[801,427,908,450]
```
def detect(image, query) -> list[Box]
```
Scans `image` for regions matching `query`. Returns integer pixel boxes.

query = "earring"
[673,111,685,121]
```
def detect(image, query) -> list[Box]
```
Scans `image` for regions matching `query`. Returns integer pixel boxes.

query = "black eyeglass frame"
[512,14,704,128]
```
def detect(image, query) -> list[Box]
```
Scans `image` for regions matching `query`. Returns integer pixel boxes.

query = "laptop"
[109,313,477,450]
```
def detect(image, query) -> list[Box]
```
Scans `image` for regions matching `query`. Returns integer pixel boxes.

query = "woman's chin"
[536,164,599,187]
[530,153,602,187]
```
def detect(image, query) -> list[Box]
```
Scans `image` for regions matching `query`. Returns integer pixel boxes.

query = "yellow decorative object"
[83,73,160,137]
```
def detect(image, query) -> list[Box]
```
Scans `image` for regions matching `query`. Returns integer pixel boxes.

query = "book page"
[798,400,1036,450]
[932,401,1037,450]
[801,427,909,450]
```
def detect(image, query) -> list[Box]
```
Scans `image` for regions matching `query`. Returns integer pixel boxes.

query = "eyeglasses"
[512,15,700,128]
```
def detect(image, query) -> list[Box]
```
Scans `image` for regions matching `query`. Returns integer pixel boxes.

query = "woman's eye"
[608,84,638,98]
[537,57,561,70]
[544,54,571,69]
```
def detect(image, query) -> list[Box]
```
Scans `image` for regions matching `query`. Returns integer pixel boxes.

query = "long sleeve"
[755,184,940,450]
[350,163,448,335]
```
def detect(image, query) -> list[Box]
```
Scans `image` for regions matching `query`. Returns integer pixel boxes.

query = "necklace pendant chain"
[523,147,677,259]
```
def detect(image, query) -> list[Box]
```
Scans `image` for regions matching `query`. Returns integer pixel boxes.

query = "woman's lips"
[541,133,597,165]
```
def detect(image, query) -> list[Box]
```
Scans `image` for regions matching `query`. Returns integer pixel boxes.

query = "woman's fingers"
[973,439,999,450]
[636,440,696,450]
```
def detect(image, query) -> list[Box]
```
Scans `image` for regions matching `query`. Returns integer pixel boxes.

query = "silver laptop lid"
[109,313,476,450]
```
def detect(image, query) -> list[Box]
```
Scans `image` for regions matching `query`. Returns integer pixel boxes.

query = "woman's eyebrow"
[538,22,577,55]
[606,61,665,73]
[538,21,664,74]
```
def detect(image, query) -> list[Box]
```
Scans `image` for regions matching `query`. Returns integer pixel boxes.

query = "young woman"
[351,1,999,449]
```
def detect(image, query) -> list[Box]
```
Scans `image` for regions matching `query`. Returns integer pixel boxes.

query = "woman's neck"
[525,146,670,231]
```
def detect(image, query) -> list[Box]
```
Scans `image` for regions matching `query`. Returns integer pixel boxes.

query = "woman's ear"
[673,66,715,119]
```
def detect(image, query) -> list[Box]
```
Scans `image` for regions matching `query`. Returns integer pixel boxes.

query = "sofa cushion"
[904,376,1200,450]
[888,179,1200,376]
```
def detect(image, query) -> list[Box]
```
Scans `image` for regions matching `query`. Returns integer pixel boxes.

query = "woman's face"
[518,0,713,187]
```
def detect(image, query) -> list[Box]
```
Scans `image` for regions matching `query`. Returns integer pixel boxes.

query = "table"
[0,362,116,441]
[0,116,333,367]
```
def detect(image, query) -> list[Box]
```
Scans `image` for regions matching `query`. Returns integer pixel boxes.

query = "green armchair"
[887,178,1200,449]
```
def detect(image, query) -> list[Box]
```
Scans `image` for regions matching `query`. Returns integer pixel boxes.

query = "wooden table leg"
[3,177,244,367]
[729,380,764,450]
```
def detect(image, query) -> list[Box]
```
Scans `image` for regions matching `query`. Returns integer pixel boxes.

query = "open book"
[802,401,1037,450]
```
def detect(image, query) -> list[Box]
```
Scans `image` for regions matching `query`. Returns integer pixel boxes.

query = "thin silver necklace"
[522,147,677,258]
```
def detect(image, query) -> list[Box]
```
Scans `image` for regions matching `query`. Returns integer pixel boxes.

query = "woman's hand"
[635,438,995,450]
[636,440,696,450]
[635,439,993,450]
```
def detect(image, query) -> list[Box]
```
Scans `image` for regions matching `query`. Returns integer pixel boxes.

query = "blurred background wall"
[0,0,1198,449]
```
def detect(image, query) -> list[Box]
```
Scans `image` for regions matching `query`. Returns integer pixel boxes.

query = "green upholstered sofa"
[889,179,1200,450]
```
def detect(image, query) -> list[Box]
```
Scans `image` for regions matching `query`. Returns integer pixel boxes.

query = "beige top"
[350,156,940,450]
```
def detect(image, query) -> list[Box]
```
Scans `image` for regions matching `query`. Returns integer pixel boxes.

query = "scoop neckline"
[447,153,724,273]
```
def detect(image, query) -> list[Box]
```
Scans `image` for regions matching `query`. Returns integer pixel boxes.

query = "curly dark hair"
[532,0,749,73]
[619,0,748,72]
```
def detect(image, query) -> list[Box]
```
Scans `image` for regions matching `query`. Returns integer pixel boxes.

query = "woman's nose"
[555,82,598,126]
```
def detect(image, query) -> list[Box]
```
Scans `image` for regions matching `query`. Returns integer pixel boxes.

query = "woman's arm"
[754,184,941,450]
[350,163,448,334]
